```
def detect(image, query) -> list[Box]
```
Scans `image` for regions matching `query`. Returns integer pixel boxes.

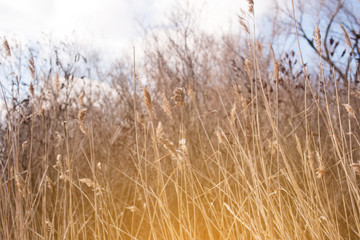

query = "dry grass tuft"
[2,4,360,239]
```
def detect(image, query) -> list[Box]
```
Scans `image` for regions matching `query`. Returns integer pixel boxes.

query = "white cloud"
[0,0,274,56]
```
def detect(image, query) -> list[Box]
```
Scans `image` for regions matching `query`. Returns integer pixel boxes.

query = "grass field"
[1,1,360,239]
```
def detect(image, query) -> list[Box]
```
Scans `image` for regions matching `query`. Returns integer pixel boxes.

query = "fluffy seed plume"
[46,176,54,193]
[29,52,35,79]
[171,87,185,107]
[307,149,315,171]
[270,43,279,82]
[156,122,164,139]
[78,108,88,135]
[3,37,11,56]
[256,41,262,54]
[29,82,34,96]
[21,141,28,156]
[188,84,195,102]
[247,0,254,14]
[126,206,137,213]
[295,134,302,156]
[15,174,28,197]
[238,13,249,35]
[315,151,325,179]
[343,104,355,118]
[216,127,228,145]
[79,178,104,195]
[350,161,360,175]
[314,23,321,52]
[351,90,360,99]
[159,137,177,156]
[79,90,85,106]
[78,108,87,122]
[339,24,352,50]
[230,103,237,127]
[143,86,153,116]
[162,92,174,123]
[79,178,95,188]
[179,138,188,155]
[245,58,252,80]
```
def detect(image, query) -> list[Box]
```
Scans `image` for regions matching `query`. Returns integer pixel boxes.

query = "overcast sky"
[0,0,273,56]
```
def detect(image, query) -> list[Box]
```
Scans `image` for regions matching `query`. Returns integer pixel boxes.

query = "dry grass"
[1,1,360,240]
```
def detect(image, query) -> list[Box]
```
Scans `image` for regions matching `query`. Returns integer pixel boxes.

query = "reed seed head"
[3,37,11,56]
[156,122,164,139]
[78,108,87,122]
[343,104,355,118]
[270,43,279,82]
[161,92,174,123]
[315,151,324,178]
[29,82,34,96]
[79,90,85,106]
[350,161,360,175]
[143,86,153,115]
[314,23,321,52]
[29,53,35,79]
[245,58,252,80]
[339,24,352,50]
[238,14,249,35]
[172,87,185,107]
[247,0,254,14]
[21,141,28,156]
[78,108,89,135]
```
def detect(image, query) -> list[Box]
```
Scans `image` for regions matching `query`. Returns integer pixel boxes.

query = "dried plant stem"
[133,47,140,164]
